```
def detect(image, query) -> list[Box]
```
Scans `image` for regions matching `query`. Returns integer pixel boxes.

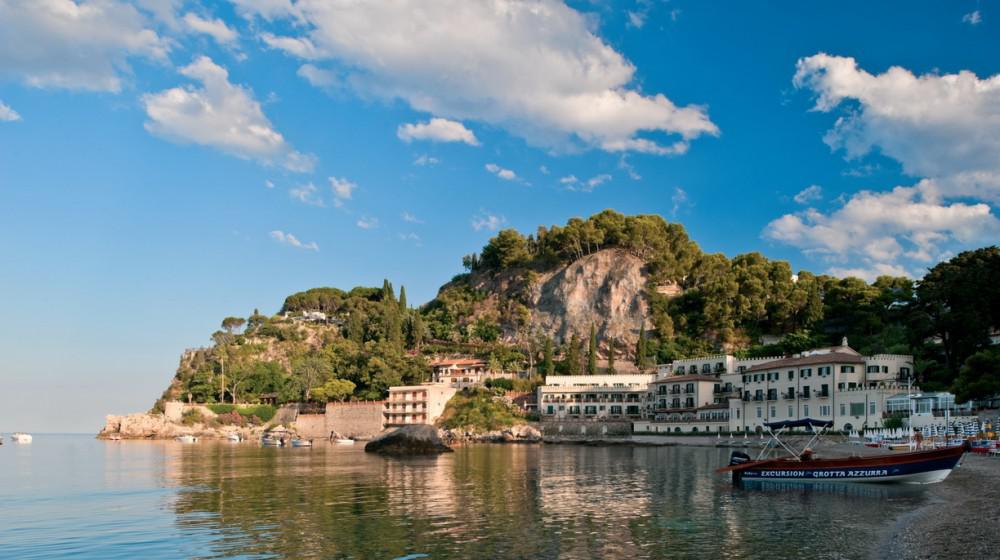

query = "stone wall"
[326,401,385,439]
[294,413,328,438]
[539,420,633,439]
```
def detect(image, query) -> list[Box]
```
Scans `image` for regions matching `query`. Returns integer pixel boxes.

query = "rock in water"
[364,425,453,456]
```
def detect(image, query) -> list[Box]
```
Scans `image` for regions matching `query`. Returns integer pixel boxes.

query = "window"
[738,366,747,373]
[882,366,889,373]
[584,406,597,415]
[702,364,711,373]
[742,374,749,383]
[841,365,855,373]
[788,371,794,380]
[610,405,622,415]
[756,407,762,418]
[900,367,911,376]
[788,406,794,417]
[867,365,879,373]
[840,404,846,415]
[870,401,876,415]
[850,403,865,416]
[802,386,811,398]
[547,405,554,414]
[803,405,810,416]
[770,406,776,418]
[736,409,740,419]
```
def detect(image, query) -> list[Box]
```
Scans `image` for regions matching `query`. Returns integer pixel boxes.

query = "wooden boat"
[12,432,33,444]
[717,419,966,485]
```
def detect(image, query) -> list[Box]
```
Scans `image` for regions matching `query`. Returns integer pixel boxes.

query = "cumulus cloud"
[270,229,319,251]
[0,100,20,122]
[356,216,379,229]
[771,54,1000,280]
[329,176,356,205]
[297,63,337,88]
[183,12,238,45]
[289,182,323,206]
[963,10,982,25]
[0,0,170,92]
[486,163,518,181]
[397,118,479,145]
[764,180,1000,275]
[793,184,823,204]
[413,154,439,166]
[472,211,506,231]
[793,53,1000,199]
[143,56,315,171]
[248,0,718,155]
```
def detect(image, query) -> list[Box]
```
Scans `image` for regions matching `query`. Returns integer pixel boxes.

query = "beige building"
[430,357,516,388]
[538,374,654,420]
[383,384,458,427]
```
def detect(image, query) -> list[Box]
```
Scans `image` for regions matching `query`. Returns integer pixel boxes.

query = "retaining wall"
[540,420,633,439]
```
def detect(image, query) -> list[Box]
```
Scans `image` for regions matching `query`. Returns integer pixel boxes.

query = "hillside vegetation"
[159,210,1000,409]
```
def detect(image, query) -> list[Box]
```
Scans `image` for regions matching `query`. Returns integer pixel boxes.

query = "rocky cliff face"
[459,248,661,353]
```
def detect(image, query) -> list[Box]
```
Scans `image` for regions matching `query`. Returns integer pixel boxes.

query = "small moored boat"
[718,418,967,485]
[12,432,32,444]
[175,435,198,444]
[334,438,355,445]
[226,433,243,442]
[290,438,313,447]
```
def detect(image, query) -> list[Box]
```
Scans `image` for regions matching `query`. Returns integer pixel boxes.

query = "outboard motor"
[729,451,751,466]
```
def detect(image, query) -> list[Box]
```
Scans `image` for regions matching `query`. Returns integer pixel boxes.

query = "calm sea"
[1,435,928,559]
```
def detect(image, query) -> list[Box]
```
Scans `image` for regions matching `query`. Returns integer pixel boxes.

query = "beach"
[879,453,1000,559]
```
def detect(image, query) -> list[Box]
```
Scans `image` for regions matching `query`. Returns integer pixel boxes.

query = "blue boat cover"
[764,418,834,429]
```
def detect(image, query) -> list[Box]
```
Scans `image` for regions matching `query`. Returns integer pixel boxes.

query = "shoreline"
[877,453,1000,559]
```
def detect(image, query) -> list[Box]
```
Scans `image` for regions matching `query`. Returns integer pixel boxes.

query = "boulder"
[505,424,542,442]
[364,424,453,456]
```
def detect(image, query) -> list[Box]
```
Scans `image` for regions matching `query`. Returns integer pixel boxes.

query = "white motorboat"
[175,435,198,444]
[226,433,243,442]
[334,438,355,445]
[11,432,32,444]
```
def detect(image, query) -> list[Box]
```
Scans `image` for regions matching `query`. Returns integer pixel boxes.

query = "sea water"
[1,435,927,559]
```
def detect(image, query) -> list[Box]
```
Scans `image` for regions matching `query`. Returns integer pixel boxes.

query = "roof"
[746,352,864,373]
[651,374,720,384]
[430,358,486,367]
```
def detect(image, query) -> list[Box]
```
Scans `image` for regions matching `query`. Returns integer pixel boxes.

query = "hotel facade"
[540,339,925,433]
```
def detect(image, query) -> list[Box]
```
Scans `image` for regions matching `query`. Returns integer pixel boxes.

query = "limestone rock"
[364,424,453,456]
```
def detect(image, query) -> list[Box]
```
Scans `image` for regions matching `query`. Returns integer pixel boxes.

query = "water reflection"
[162,442,927,559]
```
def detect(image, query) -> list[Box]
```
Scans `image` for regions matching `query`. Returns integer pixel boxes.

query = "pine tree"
[635,325,647,371]
[346,311,365,343]
[542,337,554,377]
[565,334,582,375]
[587,323,597,375]
[607,337,616,374]
[398,285,407,311]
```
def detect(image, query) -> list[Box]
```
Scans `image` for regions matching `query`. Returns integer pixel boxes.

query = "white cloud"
[231,0,301,21]
[183,12,238,45]
[270,229,319,251]
[264,179,275,189]
[356,216,379,229]
[559,175,579,185]
[329,176,356,203]
[565,173,612,192]
[586,174,612,189]
[539,165,550,175]
[793,184,823,204]
[963,10,982,25]
[764,180,1000,272]
[472,212,506,231]
[398,232,421,244]
[827,263,912,282]
[0,100,20,122]
[618,155,641,180]
[627,11,646,29]
[297,64,337,88]
[486,163,518,181]
[413,154,439,166]
[793,53,1000,199]
[397,118,479,145]
[289,182,323,206]
[143,56,315,172]
[670,187,689,216]
[0,0,170,92]
[251,0,718,155]
[401,211,423,224]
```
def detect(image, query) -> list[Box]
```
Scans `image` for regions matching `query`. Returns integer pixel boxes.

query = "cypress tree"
[398,285,407,311]
[635,325,647,371]
[587,323,597,375]
[542,337,554,377]
[565,334,582,375]
[607,337,616,374]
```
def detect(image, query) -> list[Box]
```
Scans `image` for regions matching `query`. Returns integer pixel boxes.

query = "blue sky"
[2,0,998,432]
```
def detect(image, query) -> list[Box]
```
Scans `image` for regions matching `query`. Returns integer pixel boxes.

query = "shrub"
[181,408,204,426]
[215,411,246,426]
[206,403,276,423]
[485,378,514,391]
[207,404,236,415]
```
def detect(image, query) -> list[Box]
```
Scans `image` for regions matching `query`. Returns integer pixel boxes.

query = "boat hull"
[724,445,965,485]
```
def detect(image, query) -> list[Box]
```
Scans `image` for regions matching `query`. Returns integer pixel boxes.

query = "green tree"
[293,356,332,401]
[479,229,531,269]
[221,316,247,334]
[312,378,357,402]
[587,323,597,375]
[953,347,1000,403]
[542,337,554,377]
[398,285,407,311]
[607,337,616,374]
[564,334,582,375]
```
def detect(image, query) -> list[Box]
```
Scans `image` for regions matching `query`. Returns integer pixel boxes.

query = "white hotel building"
[541,339,917,433]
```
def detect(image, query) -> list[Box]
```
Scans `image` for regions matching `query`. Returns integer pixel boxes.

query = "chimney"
[841,336,848,347]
